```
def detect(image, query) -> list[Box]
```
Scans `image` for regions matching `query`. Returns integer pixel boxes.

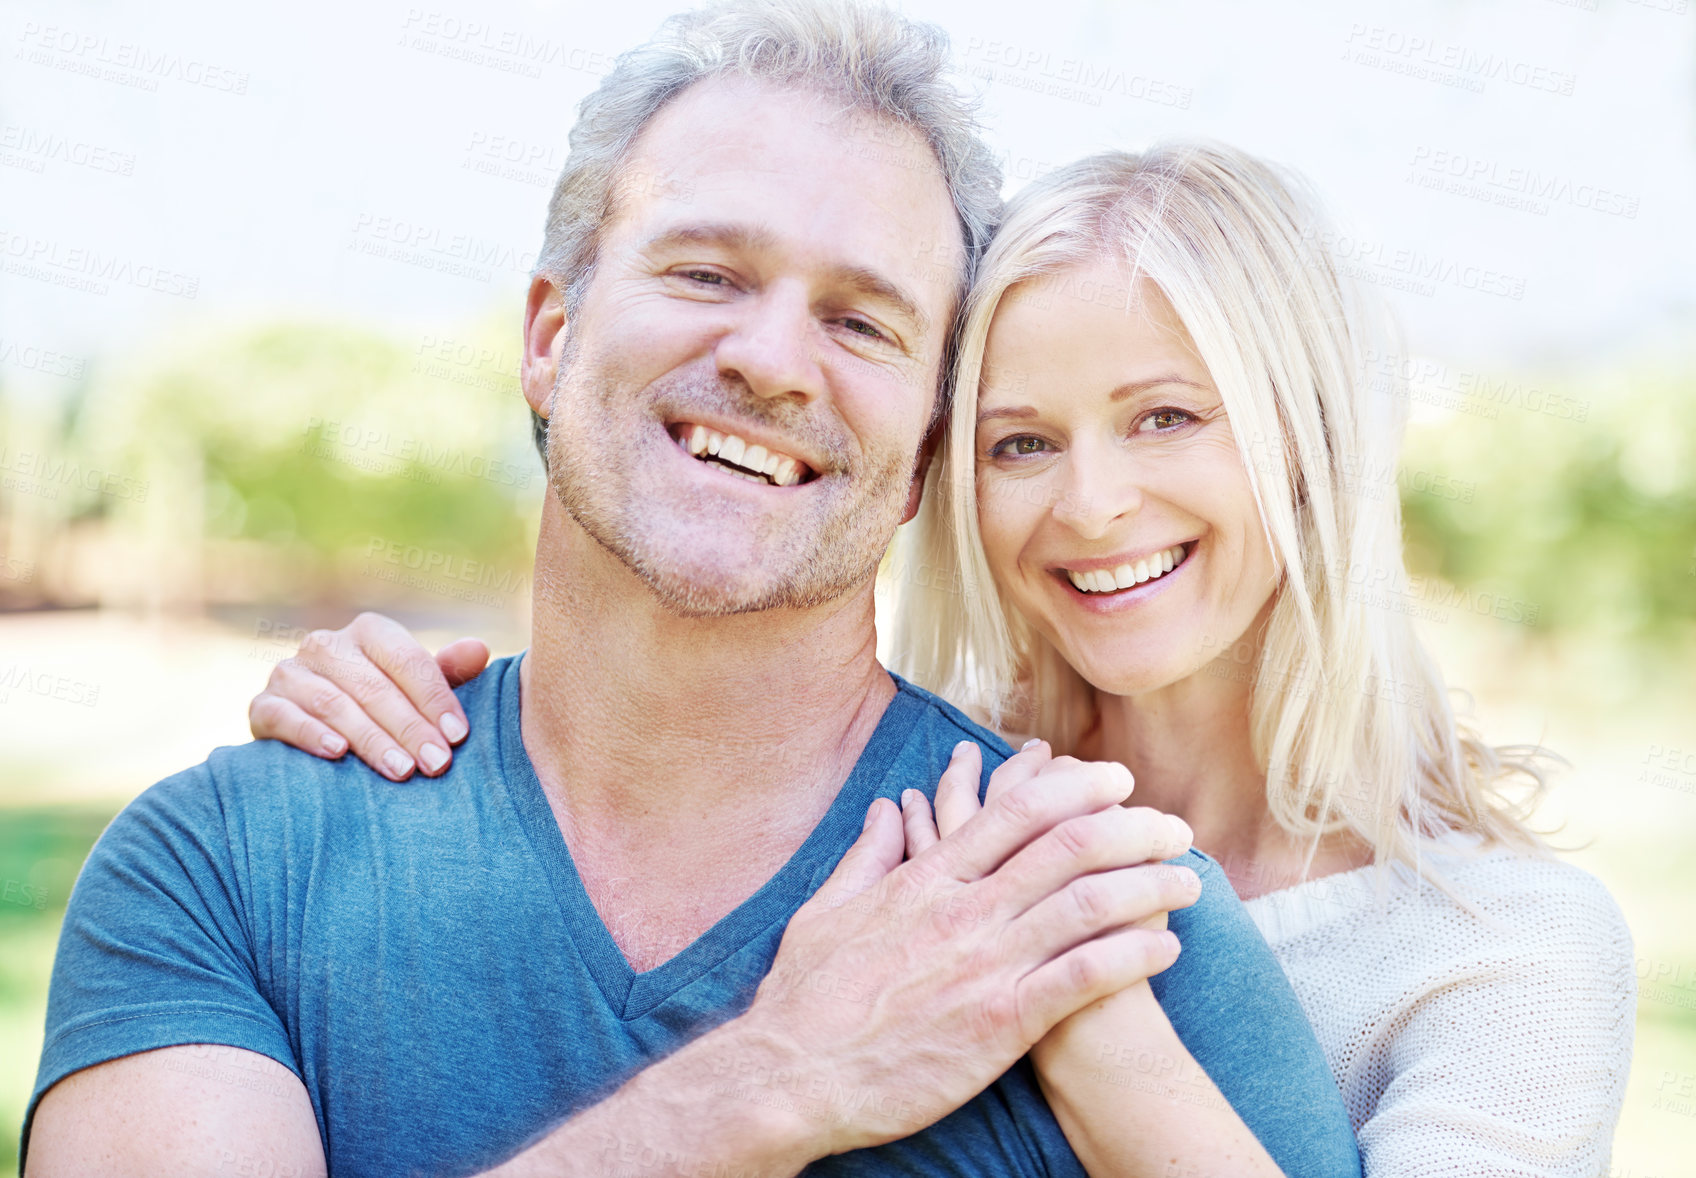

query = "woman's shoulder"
[1431,846,1631,939]
[1251,842,1632,967]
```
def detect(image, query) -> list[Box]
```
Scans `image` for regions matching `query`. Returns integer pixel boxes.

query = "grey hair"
[527,0,1004,465]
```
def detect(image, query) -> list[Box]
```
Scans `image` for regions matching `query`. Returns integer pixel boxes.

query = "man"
[25,2,1358,1175]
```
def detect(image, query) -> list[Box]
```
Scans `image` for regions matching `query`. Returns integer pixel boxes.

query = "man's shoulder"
[888,674,1016,766]
[123,654,516,850]
[108,736,396,863]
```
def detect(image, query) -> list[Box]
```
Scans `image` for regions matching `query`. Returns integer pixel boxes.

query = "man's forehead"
[603,75,965,311]
[630,74,901,162]
[615,77,959,242]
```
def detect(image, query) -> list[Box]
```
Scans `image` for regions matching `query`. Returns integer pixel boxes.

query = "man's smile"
[666,420,820,487]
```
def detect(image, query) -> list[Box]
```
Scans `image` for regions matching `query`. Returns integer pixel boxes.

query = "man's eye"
[841,317,884,340]
[680,270,727,285]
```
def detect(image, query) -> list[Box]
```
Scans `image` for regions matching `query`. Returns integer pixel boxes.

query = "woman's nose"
[1050,442,1145,540]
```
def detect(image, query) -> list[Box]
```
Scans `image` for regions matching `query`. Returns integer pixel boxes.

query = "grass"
[0,806,119,1175]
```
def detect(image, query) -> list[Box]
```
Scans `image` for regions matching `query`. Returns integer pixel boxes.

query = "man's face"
[531,76,964,616]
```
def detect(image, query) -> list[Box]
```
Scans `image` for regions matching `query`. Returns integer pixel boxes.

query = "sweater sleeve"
[1355,861,1636,1178]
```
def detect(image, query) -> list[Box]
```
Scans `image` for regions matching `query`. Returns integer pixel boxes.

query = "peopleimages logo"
[959,38,1193,109]
[0,444,149,503]
[347,213,535,284]
[397,10,616,81]
[0,230,200,299]
[0,123,136,177]
[302,418,533,489]
[1407,147,1640,220]
[15,23,250,94]
[1301,228,1527,301]
[360,536,529,608]
[1341,24,1576,97]
[0,663,101,707]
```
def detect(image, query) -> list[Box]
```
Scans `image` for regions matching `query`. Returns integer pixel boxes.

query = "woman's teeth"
[1065,544,1187,594]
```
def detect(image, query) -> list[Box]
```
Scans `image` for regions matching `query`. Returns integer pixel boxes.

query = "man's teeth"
[680,424,805,486]
[1065,545,1187,594]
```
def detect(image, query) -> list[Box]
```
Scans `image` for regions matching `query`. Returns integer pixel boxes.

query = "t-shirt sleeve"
[1354,868,1635,1177]
[22,759,302,1160]
[1152,851,1362,1178]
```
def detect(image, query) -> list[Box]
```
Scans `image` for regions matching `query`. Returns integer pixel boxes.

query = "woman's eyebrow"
[977,404,1038,424]
[1108,376,1210,401]
[978,375,1213,424]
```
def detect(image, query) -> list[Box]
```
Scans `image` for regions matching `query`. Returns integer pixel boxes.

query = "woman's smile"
[1050,539,1198,612]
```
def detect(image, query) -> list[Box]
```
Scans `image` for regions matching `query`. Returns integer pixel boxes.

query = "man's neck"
[519,497,896,859]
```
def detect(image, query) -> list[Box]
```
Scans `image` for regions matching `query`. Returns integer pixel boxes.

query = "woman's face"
[974,262,1281,697]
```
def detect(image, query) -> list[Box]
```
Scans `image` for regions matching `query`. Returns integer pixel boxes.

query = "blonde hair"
[887,142,1549,877]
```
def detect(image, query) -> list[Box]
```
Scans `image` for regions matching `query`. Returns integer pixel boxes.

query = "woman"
[251,141,1635,1174]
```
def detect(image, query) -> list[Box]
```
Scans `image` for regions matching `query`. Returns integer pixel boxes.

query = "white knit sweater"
[1242,847,1636,1177]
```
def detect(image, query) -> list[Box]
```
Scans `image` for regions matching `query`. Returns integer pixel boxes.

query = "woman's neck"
[1078,645,1369,900]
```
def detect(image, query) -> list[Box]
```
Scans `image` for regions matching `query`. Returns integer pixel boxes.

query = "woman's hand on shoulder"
[248,611,489,781]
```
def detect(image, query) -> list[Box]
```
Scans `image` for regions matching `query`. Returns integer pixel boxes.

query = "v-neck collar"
[494,653,927,1020]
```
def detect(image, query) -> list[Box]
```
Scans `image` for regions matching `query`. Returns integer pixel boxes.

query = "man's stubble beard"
[541,342,919,618]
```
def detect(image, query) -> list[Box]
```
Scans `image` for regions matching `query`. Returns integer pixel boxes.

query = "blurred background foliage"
[2,318,542,618]
[1399,362,1696,644]
[5,320,1692,641]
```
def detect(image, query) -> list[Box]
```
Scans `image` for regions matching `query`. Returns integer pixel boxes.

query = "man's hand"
[248,611,489,780]
[730,739,1198,1156]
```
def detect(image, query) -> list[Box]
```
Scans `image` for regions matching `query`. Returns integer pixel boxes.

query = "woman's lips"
[1052,541,1196,609]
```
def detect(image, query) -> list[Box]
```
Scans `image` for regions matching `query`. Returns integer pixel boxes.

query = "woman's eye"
[841,317,884,340]
[991,435,1049,458]
[680,269,727,285]
[1139,408,1193,432]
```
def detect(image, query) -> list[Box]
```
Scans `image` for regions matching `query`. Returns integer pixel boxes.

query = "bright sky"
[2,0,1692,410]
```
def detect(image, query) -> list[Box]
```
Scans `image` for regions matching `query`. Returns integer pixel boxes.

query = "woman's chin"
[1055,643,1199,700]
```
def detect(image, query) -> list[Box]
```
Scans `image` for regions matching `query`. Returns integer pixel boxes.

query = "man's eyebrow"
[641,222,781,255]
[824,263,930,337]
[977,376,1211,424]
[642,222,930,337]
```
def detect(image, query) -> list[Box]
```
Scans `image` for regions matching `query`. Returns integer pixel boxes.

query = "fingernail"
[321,732,347,756]
[440,713,468,743]
[1020,737,1041,751]
[864,802,878,830]
[952,740,972,758]
[419,743,449,773]
[1163,930,1181,956]
[382,749,414,779]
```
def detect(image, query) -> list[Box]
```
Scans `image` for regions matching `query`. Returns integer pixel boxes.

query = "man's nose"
[1049,440,1144,540]
[714,282,826,403]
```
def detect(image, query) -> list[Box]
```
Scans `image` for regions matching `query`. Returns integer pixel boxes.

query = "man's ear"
[899,419,945,525]
[521,275,568,418]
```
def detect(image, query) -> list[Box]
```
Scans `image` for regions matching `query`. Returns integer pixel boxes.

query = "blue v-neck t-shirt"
[27,654,1360,1177]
